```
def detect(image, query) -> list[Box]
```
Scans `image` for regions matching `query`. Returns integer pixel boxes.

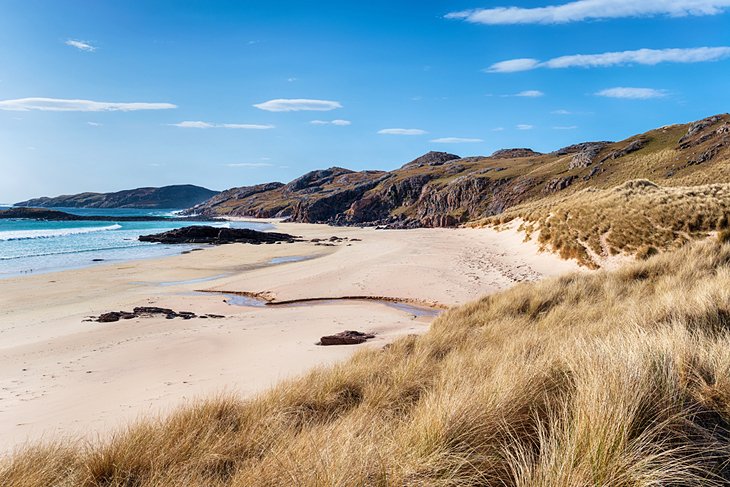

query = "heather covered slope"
[16,184,219,209]
[187,114,730,228]
[5,239,730,485]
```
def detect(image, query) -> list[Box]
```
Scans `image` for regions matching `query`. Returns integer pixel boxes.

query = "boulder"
[319,330,376,346]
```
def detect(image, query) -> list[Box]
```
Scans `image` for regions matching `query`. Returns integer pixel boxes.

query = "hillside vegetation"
[186,114,730,231]
[6,238,730,485]
[480,180,730,267]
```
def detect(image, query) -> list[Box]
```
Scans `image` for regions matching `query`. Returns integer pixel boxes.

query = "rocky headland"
[15,184,218,210]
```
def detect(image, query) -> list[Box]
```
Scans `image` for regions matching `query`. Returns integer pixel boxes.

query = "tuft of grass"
[718,229,730,244]
[5,240,730,485]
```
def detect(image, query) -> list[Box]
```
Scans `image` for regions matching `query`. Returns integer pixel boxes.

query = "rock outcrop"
[138,226,298,245]
[91,306,224,323]
[491,148,542,159]
[567,143,610,169]
[318,330,376,346]
[602,138,647,161]
[401,151,460,169]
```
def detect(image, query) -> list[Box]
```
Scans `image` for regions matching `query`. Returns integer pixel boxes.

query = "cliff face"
[16,185,219,210]
[185,114,730,227]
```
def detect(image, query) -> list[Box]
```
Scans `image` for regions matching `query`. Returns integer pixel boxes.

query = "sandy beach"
[0,222,580,452]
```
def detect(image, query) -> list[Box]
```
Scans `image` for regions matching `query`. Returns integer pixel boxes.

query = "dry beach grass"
[5,237,730,485]
[479,180,730,268]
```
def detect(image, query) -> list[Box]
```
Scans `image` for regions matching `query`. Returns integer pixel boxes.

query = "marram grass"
[5,240,730,485]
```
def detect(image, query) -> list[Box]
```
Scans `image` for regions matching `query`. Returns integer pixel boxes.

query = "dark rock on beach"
[319,330,376,346]
[91,306,225,322]
[138,226,298,245]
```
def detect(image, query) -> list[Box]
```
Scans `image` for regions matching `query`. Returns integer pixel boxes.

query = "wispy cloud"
[0,97,176,112]
[553,125,578,130]
[226,163,274,167]
[254,98,342,112]
[515,90,545,97]
[517,124,534,130]
[65,39,96,52]
[87,121,102,126]
[377,128,427,135]
[310,119,351,126]
[552,109,572,115]
[487,46,730,73]
[595,87,668,99]
[447,1,730,25]
[171,121,274,129]
[431,137,483,143]
[492,127,505,132]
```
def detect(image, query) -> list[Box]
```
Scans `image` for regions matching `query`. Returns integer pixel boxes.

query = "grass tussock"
[476,180,730,267]
[5,241,730,485]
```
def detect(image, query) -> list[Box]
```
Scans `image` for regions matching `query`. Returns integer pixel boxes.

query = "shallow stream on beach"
[220,293,443,318]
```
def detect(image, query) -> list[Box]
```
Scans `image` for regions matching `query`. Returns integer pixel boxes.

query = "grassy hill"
[187,114,730,233]
[5,238,730,485]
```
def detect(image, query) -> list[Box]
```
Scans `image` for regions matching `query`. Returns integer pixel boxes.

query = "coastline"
[0,221,581,452]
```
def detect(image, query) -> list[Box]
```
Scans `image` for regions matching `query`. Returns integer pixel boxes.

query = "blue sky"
[1,0,729,201]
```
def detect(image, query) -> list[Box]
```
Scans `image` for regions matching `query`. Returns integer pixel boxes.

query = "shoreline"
[0,221,581,452]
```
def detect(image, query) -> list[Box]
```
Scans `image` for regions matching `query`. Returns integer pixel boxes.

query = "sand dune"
[0,222,579,452]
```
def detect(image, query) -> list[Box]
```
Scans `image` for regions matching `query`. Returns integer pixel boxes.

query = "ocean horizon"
[0,207,271,278]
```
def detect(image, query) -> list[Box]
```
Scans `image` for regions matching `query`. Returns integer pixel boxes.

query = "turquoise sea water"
[0,207,270,278]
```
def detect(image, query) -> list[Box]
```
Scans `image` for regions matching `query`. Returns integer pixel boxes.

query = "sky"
[1,0,729,202]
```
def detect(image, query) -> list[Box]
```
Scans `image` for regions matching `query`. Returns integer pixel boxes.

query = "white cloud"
[287,77,298,82]
[171,121,274,129]
[377,128,427,135]
[226,163,274,167]
[310,119,351,126]
[595,87,668,99]
[87,121,102,126]
[431,137,484,143]
[0,97,176,112]
[447,0,730,25]
[221,123,275,129]
[553,125,578,130]
[552,109,572,115]
[517,124,534,130]
[492,127,505,132]
[486,58,540,73]
[253,98,342,112]
[515,90,545,97]
[487,46,730,73]
[65,39,96,52]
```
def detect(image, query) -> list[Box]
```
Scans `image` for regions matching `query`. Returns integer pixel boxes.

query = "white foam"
[0,224,122,241]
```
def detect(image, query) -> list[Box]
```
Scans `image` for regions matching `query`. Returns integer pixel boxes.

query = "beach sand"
[0,222,580,452]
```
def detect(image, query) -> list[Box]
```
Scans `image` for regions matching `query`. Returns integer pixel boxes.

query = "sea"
[0,206,271,279]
